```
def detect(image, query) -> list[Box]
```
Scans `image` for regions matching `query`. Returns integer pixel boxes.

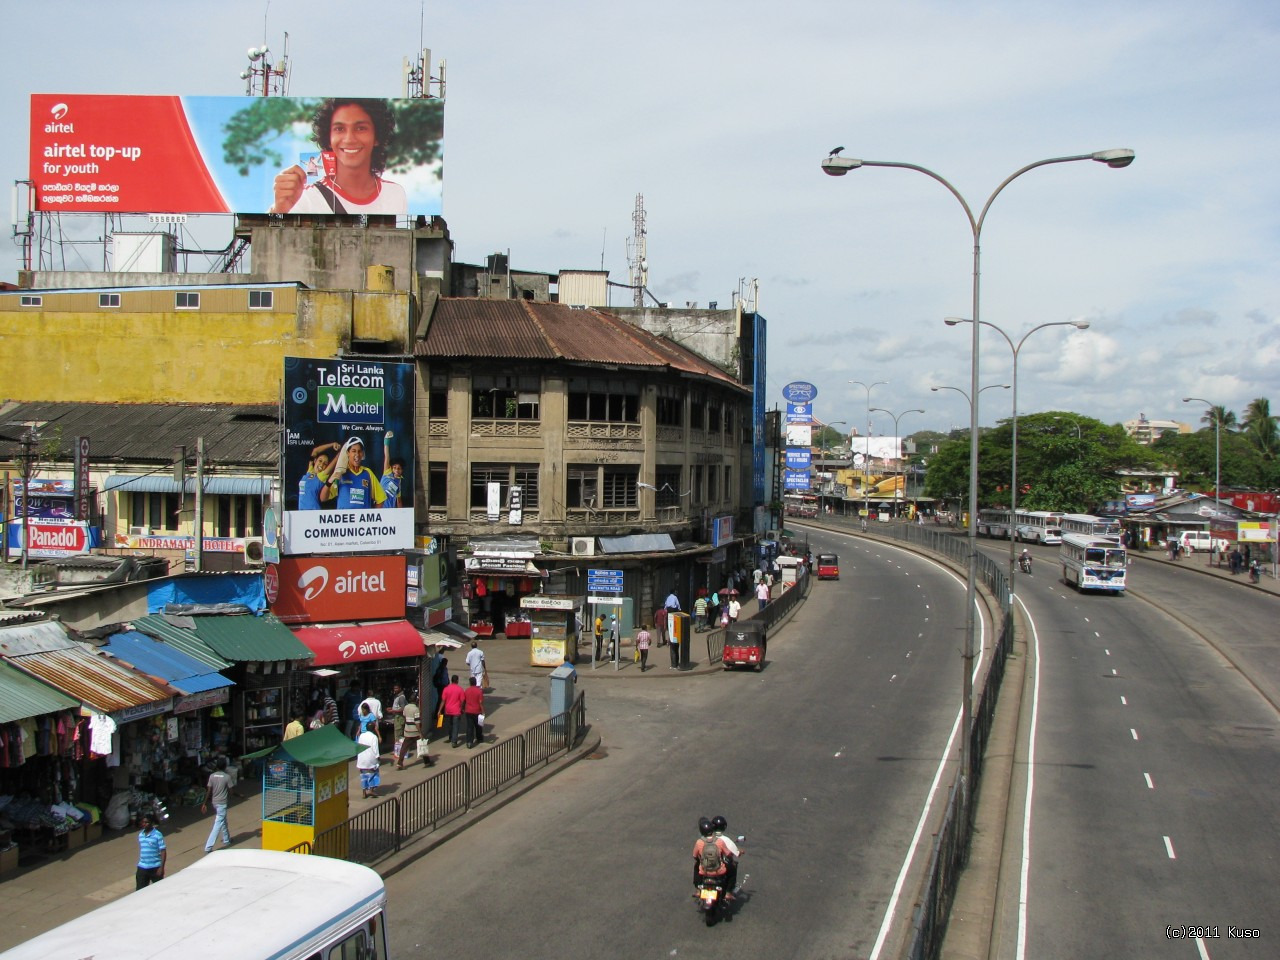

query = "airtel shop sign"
[267,555,406,624]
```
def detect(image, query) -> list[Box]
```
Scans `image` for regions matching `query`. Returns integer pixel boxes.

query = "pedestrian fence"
[822,519,1016,960]
[286,691,588,865]
[704,567,812,665]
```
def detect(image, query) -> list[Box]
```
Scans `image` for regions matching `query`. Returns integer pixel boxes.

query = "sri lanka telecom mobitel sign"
[281,357,415,555]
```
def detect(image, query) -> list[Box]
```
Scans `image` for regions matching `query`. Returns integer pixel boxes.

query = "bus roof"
[1060,532,1125,549]
[1,850,386,960]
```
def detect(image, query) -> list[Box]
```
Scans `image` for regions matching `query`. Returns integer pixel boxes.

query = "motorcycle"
[1248,562,1261,584]
[694,836,745,926]
[1019,554,1033,574]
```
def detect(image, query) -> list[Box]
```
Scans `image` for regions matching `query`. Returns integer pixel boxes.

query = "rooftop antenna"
[240,5,289,97]
[625,193,648,308]
[403,3,446,99]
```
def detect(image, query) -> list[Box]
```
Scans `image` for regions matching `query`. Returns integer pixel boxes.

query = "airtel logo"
[297,564,387,600]
[338,640,357,660]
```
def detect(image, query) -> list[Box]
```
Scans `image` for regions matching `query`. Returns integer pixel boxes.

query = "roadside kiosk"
[243,725,358,856]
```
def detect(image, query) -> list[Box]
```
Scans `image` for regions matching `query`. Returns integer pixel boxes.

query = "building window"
[19,295,41,307]
[129,492,180,532]
[707,464,719,501]
[99,293,121,308]
[723,407,734,437]
[655,387,683,427]
[470,464,539,509]
[472,374,539,420]
[427,463,448,508]
[248,290,273,309]
[567,466,637,509]
[428,372,448,418]
[654,467,683,508]
[176,292,200,310]
[567,468,597,509]
[567,377,639,423]
[692,466,704,505]
[689,394,707,431]
[707,403,722,436]
[724,465,733,501]
[214,495,263,538]
[602,467,638,508]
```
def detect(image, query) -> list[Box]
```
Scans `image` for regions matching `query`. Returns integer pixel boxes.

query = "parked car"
[1176,530,1229,554]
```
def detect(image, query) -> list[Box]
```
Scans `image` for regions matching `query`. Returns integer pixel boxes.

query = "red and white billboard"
[13,521,94,558]
[267,555,406,624]
[30,94,444,216]
[291,619,425,666]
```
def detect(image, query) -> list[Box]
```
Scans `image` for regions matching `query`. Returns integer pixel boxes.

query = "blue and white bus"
[1059,513,1122,540]
[1060,533,1127,593]
[0,849,388,960]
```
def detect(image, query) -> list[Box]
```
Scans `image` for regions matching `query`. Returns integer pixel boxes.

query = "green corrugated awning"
[241,723,359,766]
[0,660,80,723]
[135,613,311,664]
[129,615,233,670]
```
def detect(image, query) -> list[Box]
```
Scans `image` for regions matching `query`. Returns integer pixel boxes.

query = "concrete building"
[1123,414,1189,445]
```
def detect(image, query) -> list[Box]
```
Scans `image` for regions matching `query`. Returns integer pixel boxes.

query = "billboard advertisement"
[30,94,443,215]
[265,555,406,624]
[7,520,101,558]
[282,357,414,555]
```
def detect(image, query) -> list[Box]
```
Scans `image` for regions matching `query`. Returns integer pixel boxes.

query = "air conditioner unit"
[128,526,151,536]
[570,536,596,557]
[243,538,265,565]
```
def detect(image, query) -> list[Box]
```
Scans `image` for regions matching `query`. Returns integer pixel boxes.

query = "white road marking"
[1120,696,1127,705]
[1144,772,1154,789]
[1014,595,1043,960]
[1131,728,1140,740]
[1112,668,1118,676]
[1164,836,1177,859]
[1104,649,1111,655]
[1195,935,1212,959]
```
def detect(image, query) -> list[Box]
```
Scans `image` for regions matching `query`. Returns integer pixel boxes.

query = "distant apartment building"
[1123,413,1189,445]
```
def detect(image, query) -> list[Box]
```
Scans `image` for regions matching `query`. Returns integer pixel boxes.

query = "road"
[385,529,989,959]
[989,539,1280,960]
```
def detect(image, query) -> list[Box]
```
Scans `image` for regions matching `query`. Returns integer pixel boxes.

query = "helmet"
[698,817,715,837]
[711,815,727,833]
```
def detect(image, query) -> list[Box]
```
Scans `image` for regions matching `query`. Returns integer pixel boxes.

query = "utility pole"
[193,437,206,573]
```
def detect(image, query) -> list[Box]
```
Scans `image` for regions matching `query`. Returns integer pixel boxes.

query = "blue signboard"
[785,449,812,469]
[786,402,812,423]
[782,381,818,404]
[587,569,623,594]
[784,470,811,490]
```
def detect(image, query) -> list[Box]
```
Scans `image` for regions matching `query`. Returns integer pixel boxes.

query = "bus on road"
[976,509,1012,539]
[1059,513,1122,540]
[0,849,388,960]
[1013,510,1064,544]
[1060,533,1127,593]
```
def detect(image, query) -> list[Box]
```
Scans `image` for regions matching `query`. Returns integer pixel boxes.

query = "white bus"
[976,509,1013,539]
[1059,513,1122,540]
[1060,533,1127,593]
[1013,510,1064,544]
[0,850,388,960]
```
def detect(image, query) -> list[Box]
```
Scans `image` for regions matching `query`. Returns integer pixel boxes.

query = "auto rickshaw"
[817,553,840,580]
[722,620,766,671]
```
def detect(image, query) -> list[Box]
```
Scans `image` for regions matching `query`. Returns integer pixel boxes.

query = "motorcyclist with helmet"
[711,815,740,896]
[1019,548,1033,574]
[692,817,731,891]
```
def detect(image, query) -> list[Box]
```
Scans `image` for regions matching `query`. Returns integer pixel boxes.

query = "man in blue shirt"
[380,431,405,508]
[135,813,166,889]
[322,437,386,510]
[297,441,339,510]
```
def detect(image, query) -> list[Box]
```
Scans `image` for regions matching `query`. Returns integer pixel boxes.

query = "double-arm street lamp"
[824,145,1133,787]
[945,317,1091,592]
[1182,397,1222,519]
[869,407,924,520]
[1053,415,1082,439]
[849,380,887,527]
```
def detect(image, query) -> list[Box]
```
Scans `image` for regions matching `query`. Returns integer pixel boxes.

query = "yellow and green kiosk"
[243,725,358,856]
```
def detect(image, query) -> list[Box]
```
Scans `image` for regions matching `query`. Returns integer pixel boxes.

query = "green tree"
[1241,397,1278,459]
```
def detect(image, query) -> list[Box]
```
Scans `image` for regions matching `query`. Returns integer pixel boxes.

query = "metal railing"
[287,692,588,865]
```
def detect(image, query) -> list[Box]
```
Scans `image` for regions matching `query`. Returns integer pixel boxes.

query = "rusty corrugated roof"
[6,643,174,713]
[418,300,742,389]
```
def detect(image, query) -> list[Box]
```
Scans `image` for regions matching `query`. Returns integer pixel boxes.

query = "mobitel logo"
[314,364,386,425]
[298,565,387,599]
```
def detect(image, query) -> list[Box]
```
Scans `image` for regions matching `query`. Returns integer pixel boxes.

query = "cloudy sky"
[4,0,1277,436]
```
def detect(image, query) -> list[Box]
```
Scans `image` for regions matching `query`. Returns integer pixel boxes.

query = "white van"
[1177,530,1228,554]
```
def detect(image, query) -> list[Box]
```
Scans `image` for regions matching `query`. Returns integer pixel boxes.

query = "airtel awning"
[290,620,426,667]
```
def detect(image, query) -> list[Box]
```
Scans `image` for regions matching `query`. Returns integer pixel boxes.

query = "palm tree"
[1202,405,1238,431]
[1242,397,1279,458]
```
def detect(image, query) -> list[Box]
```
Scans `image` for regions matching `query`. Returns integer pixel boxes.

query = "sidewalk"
[1128,543,1280,595]
[0,617,753,950]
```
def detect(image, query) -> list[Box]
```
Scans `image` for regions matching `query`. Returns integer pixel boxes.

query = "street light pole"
[825,145,1133,787]
[945,317,1090,594]
[1182,397,1222,520]
[849,380,886,529]
[869,407,924,520]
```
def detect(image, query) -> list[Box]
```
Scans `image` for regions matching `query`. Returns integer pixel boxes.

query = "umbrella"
[725,587,740,596]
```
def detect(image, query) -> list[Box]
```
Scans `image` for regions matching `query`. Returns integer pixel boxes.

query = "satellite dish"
[853,454,865,465]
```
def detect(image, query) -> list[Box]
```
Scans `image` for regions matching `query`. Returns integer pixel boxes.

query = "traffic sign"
[587,569,623,594]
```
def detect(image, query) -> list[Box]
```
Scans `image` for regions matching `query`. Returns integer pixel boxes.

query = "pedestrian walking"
[341,682,362,738]
[388,683,407,762]
[399,697,425,769]
[1230,547,1243,574]
[755,579,770,611]
[463,676,485,748]
[360,691,385,747]
[283,709,305,741]
[635,624,652,672]
[441,674,465,747]
[430,655,449,726]
[594,614,605,659]
[201,757,235,852]
[607,614,620,660]
[728,596,741,623]
[465,641,486,688]
[693,594,708,632]
[322,689,339,726]
[356,727,381,798]
[654,606,668,646]
[135,814,166,889]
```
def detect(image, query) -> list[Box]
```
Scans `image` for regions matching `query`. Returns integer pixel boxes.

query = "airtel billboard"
[29,94,443,215]
[267,555,406,624]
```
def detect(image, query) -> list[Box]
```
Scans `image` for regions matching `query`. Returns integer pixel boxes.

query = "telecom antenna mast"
[625,193,648,307]
[404,3,447,99]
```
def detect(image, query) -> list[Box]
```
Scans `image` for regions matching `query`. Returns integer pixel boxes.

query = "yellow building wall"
[0,288,411,405]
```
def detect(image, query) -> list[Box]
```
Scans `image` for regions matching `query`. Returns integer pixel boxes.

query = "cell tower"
[625,194,648,308]
[240,32,290,97]
[404,4,447,99]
